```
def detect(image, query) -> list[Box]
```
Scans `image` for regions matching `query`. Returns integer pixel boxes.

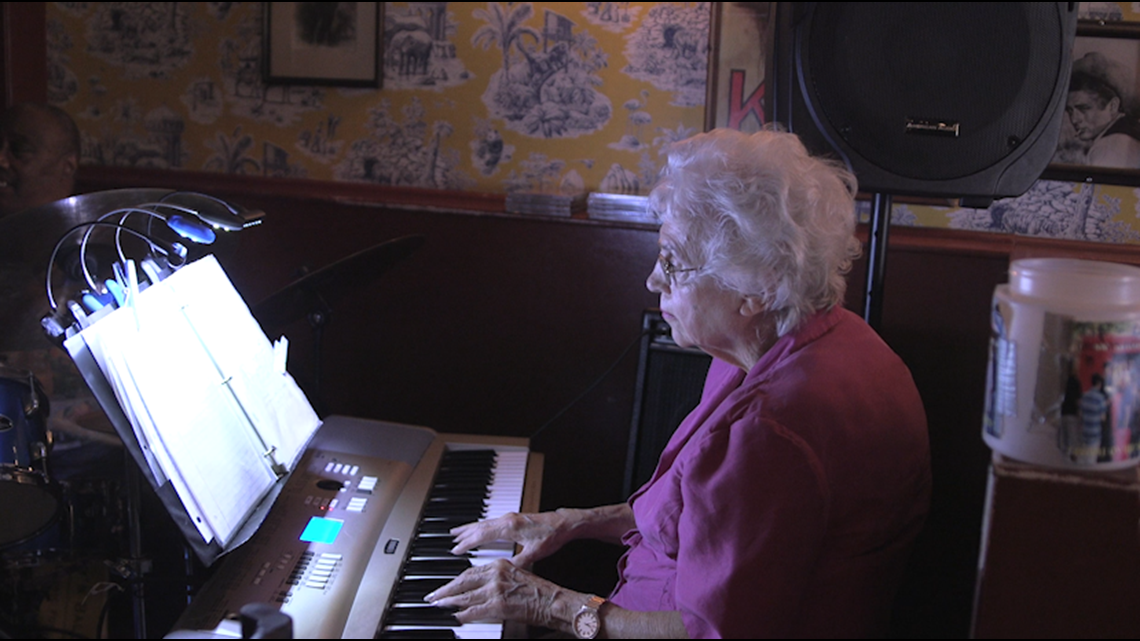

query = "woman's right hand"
[450,503,635,568]
[450,510,576,568]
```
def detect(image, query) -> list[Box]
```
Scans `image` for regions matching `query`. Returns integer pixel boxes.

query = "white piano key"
[383,623,504,639]
[377,445,529,639]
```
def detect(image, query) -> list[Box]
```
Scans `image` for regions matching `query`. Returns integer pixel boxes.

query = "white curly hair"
[649,127,863,336]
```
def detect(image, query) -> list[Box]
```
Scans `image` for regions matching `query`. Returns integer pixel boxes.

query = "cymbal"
[252,234,426,329]
[0,188,262,352]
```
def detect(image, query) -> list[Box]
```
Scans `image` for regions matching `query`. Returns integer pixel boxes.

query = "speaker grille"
[797,2,1068,183]
[625,311,711,497]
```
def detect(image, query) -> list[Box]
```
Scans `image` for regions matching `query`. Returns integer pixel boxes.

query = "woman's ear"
[740,295,766,317]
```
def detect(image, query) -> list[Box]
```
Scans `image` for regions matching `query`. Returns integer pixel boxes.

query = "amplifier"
[624,310,711,497]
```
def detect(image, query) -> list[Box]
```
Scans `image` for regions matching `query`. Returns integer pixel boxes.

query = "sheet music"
[169,257,318,472]
[78,255,320,546]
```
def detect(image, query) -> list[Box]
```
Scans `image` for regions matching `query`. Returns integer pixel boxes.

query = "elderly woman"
[425,128,931,638]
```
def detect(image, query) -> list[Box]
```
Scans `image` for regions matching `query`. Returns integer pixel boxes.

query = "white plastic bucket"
[983,257,1140,470]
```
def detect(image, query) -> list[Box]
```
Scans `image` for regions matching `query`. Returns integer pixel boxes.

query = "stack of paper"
[74,255,319,548]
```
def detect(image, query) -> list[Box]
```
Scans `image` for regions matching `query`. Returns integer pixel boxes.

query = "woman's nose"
[646,260,666,293]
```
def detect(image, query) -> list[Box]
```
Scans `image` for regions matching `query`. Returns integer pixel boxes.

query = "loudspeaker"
[768,3,1079,203]
[624,310,712,498]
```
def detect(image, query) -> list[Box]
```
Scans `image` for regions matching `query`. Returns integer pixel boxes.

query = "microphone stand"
[305,290,332,417]
[110,460,148,639]
[863,192,893,331]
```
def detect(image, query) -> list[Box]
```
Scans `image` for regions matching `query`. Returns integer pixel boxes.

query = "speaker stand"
[863,192,892,331]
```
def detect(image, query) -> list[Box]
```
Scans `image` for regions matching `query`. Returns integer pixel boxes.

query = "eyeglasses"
[657,254,700,285]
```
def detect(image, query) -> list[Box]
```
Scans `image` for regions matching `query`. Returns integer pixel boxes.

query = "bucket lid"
[1009,257,1140,307]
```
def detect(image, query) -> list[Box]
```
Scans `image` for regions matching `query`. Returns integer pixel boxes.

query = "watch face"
[574,610,600,639]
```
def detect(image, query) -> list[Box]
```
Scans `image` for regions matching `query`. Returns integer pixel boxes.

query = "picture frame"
[704,2,773,132]
[263,2,383,88]
[1041,20,1140,187]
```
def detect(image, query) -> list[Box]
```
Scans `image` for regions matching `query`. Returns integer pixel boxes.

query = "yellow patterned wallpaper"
[47,2,706,197]
[42,2,1140,246]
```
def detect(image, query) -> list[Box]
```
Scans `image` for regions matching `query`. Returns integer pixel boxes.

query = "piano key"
[403,558,474,577]
[377,629,458,639]
[394,578,453,602]
[412,538,462,556]
[381,623,503,639]
[377,447,526,640]
[386,606,461,626]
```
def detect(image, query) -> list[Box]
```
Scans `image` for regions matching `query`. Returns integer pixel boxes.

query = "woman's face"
[646,218,759,369]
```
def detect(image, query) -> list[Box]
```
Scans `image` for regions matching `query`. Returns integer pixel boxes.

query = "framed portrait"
[1041,20,1140,186]
[705,2,773,132]
[263,2,383,87]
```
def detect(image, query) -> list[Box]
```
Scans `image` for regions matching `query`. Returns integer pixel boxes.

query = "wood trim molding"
[76,165,1140,266]
[876,225,1140,266]
[76,165,507,214]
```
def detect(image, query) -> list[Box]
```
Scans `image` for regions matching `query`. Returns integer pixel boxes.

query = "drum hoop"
[0,465,52,486]
[0,365,49,422]
[0,467,63,551]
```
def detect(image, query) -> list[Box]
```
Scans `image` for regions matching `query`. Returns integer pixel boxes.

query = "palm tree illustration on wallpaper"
[474,2,611,139]
[204,126,261,175]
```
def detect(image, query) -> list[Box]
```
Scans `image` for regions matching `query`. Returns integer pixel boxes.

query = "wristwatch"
[572,595,606,639]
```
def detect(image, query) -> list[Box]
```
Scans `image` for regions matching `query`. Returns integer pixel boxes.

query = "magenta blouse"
[608,306,931,638]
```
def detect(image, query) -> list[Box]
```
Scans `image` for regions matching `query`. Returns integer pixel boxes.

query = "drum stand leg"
[117,461,148,639]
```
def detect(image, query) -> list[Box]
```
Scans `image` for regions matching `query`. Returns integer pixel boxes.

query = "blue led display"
[299,516,344,544]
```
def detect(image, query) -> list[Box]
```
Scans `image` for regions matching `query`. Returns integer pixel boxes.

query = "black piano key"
[440,450,497,461]
[422,507,485,521]
[377,448,510,640]
[435,462,493,472]
[436,465,494,476]
[377,629,458,639]
[427,495,487,507]
[416,519,467,535]
[432,473,493,486]
[427,496,487,509]
[394,578,453,602]
[385,606,461,626]
[403,558,472,576]
[421,511,484,525]
[429,485,490,498]
[411,538,460,556]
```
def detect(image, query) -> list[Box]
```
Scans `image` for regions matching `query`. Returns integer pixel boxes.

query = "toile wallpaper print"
[47,1,707,197]
[42,2,1140,247]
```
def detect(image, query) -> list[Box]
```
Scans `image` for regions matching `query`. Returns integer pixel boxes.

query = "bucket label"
[1036,314,1140,464]
[983,299,1018,438]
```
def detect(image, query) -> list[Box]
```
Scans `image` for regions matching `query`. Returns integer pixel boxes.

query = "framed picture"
[1041,20,1140,186]
[263,2,383,87]
[705,2,773,132]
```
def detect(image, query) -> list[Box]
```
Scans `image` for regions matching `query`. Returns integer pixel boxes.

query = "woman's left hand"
[424,558,577,630]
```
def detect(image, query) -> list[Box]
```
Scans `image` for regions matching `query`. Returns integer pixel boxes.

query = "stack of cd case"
[505,192,587,217]
[587,192,654,223]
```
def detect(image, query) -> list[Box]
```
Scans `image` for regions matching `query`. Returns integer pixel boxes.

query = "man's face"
[1066,89,1120,142]
[0,106,77,218]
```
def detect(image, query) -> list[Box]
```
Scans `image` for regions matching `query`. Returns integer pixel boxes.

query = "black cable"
[529,328,652,441]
